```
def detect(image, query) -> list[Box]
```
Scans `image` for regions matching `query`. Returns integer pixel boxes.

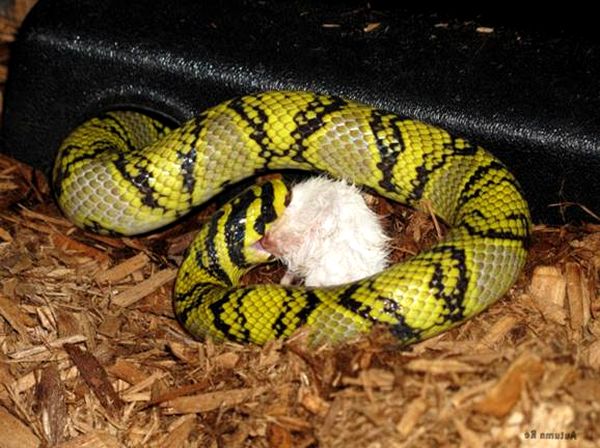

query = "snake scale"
[53,91,531,345]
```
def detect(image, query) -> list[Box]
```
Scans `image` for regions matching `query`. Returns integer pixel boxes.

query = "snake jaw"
[248,238,276,262]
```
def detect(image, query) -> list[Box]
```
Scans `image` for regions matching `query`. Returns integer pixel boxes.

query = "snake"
[53,91,531,345]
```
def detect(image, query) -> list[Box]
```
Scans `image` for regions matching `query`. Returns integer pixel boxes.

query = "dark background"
[2,0,598,224]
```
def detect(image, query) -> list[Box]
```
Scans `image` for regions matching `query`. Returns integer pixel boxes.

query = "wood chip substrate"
[1,3,599,447]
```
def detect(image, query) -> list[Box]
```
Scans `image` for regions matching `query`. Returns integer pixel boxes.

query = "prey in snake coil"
[53,91,531,345]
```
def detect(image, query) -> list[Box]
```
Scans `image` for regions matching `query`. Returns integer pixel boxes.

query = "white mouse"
[260,177,389,287]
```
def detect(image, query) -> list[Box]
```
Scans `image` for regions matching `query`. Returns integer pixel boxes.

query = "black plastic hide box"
[2,0,599,224]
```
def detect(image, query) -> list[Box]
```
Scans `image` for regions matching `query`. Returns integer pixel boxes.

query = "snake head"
[237,177,291,265]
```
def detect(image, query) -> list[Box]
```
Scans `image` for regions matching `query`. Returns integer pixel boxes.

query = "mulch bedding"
[1,3,599,447]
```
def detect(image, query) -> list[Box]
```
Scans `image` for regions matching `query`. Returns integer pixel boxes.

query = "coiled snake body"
[54,91,530,345]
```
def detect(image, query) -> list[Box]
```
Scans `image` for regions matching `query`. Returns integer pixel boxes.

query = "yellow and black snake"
[53,91,531,345]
